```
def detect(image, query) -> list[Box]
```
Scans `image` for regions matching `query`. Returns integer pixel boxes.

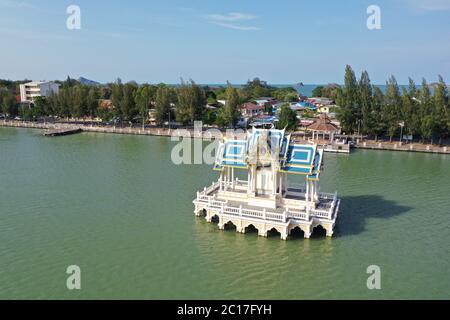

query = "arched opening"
[244,224,258,234]
[224,221,237,231]
[312,225,327,238]
[267,227,281,238]
[199,209,207,218]
[289,226,305,239]
[210,215,219,224]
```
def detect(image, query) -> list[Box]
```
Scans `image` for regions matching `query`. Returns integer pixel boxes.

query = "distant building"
[99,99,114,110]
[254,97,276,107]
[148,109,157,125]
[240,103,264,117]
[19,81,60,103]
[308,114,340,141]
[307,97,334,108]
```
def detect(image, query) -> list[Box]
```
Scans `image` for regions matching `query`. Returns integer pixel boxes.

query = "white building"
[19,81,60,103]
[193,128,341,240]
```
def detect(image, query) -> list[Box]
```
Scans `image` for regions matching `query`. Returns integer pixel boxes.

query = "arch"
[244,224,259,234]
[311,224,327,238]
[223,220,237,231]
[266,227,282,238]
[289,226,305,239]
[210,214,219,224]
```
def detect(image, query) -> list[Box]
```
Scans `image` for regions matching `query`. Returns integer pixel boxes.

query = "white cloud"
[0,0,36,10]
[207,12,256,22]
[206,12,259,31]
[408,0,450,11]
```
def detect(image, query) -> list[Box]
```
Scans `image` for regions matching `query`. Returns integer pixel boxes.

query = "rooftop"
[308,114,339,132]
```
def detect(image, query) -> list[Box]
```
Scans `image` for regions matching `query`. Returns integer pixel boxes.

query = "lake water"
[0,127,449,299]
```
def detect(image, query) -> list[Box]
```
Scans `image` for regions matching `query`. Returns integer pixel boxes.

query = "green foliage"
[241,78,273,100]
[1,93,18,117]
[312,86,324,97]
[202,109,217,126]
[134,84,155,127]
[277,105,298,131]
[155,86,172,125]
[337,65,359,134]
[220,82,241,127]
[176,79,206,125]
[272,87,299,102]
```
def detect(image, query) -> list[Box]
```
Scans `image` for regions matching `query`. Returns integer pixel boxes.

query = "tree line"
[1,77,298,128]
[335,65,449,144]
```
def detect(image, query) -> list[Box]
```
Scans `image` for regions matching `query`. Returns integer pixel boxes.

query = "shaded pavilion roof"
[307,114,339,133]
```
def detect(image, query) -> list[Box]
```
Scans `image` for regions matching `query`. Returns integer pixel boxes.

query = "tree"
[337,65,359,134]
[155,86,172,126]
[111,79,124,121]
[134,84,154,129]
[358,71,373,135]
[405,78,420,137]
[222,82,241,127]
[86,87,99,118]
[202,109,217,126]
[273,87,299,102]
[276,105,298,131]
[371,87,385,141]
[176,79,206,125]
[419,79,434,142]
[1,93,18,117]
[241,77,273,100]
[420,115,434,143]
[72,85,88,118]
[33,96,48,117]
[384,75,402,142]
[121,82,138,122]
[433,75,449,144]
[312,86,324,97]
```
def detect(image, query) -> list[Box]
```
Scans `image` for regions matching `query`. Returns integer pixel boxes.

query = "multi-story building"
[19,81,60,103]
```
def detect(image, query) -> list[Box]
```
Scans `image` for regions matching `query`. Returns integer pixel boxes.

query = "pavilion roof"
[307,114,339,132]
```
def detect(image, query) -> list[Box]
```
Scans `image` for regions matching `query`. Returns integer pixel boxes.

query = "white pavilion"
[193,128,340,240]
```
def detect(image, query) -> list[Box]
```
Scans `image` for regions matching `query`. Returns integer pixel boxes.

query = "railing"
[194,182,339,222]
[195,190,338,222]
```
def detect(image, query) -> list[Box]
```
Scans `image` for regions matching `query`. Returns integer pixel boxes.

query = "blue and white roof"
[214,139,248,170]
[280,144,317,175]
[214,129,323,178]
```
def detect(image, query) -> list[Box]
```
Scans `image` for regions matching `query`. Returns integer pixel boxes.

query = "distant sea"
[203,84,396,98]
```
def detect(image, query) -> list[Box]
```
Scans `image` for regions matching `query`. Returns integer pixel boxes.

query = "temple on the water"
[193,128,340,240]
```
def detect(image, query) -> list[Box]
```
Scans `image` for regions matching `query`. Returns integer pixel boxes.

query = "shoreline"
[1,120,449,155]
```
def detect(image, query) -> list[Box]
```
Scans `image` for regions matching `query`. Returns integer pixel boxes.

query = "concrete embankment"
[0,120,224,139]
[354,141,449,154]
[1,120,449,155]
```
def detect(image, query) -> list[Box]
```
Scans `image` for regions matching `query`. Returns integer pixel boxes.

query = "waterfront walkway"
[354,140,449,154]
[1,120,449,155]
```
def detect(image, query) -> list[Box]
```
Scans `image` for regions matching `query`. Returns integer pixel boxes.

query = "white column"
[272,168,276,195]
[306,180,309,203]
[232,167,235,189]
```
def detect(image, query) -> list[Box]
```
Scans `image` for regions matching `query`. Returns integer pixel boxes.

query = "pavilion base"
[193,182,339,241]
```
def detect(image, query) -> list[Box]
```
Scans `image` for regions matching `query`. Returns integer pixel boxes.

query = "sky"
[0,0,449,84]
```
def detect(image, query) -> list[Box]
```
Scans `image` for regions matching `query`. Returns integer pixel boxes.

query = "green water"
[0,127,449,300]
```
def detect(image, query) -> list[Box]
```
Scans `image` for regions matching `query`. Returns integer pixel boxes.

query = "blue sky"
[0,0,449,84]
